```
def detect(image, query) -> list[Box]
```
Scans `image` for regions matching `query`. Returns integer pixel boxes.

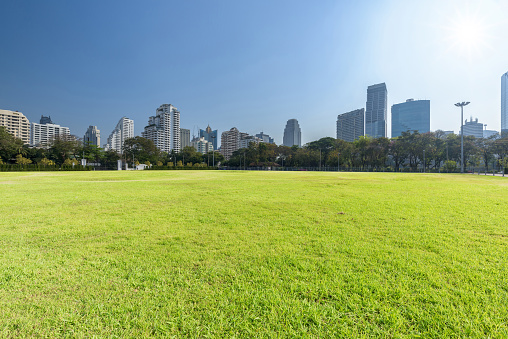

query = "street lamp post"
[455,101,470,174]
[338,152,340,172]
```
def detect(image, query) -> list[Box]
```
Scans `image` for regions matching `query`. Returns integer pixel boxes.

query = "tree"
[38,158,55,166]
[0,126,25,162]
[47,135,81,165]
[15,154,32,165]
[123,137,160,164]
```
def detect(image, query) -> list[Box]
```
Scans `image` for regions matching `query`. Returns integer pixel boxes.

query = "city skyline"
[1,1,508,144]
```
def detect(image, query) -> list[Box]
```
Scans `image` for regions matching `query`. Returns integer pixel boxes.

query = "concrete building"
[84,125,100,147]
[391,99,430,138]
[31,122,70,147]
[502,71,508,137]
[220,127,249,160]
[282,119,301,147]
[336,108,364,142]
[180,128,190,149]
[365,83,387,138]
[191,136,213,154]
[255,132,274,144]
[104,117,134,153]
[142,104,180,153]
[484,129,499,139]
[462,117,484,138]
[199,125,218,150]
[39,115,53,124]
[0,109,30,144]
[239,135,262,149]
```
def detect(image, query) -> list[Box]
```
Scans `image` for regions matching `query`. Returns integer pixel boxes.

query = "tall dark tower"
[365,83,387,138]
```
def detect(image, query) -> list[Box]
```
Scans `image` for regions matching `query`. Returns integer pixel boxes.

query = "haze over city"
[1,0,508,144]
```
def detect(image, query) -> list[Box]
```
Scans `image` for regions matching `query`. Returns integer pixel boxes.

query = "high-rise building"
[199,125,218,150]
[462,117,484,138]
[142,104,180,153]
[30,122,70,147]
[191,137,213,154]
[255,132,274,144]
[282,119,301,147]
[239,135,262,149]
[365,83,387,138]
[336,109,364,142]
[0,109,30,144]
[502,72,508,137]
[84,125,101,147]
[180,128,190,149]
[39,115,53,124]
[391,99,430,138]
[104,117,134,153]
[220,127,249,160]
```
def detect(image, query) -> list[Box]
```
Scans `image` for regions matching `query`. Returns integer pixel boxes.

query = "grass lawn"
[0,171,507,337]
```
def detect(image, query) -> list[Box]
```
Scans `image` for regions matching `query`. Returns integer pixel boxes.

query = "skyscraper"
[365,83,387,138]
[0,109,30,144]
[104,117,134,153]
[336,109,364,142]
[84,125,101,147]
[199,125,218,150]
[502,71,508,137]
[391,99,430,138]
[282,119,301,147]
[142,104,181,153]
[180,128,190,149]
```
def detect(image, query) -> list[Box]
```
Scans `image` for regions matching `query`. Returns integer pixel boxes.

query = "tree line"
[225,131,508,172]
[1,126,507,171]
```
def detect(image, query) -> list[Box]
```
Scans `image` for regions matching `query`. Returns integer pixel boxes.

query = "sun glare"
[442,8,492,61]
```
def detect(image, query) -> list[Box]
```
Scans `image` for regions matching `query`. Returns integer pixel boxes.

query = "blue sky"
[1,0,507,144]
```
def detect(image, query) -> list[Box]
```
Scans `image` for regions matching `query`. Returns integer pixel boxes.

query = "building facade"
[142,104,180,153]
[104,117,134,153]
[462,117,484,138]
[282,119,301,147]
[391,99,430,138]
[220,127,249,160]
[0,109,30,144]
[180,128,190,149]
[255,132,274,144]
[84,125,100,147]
[336,108,364,142]
[39,115,53,124]
[502,72,508,137]
[199,125,218,150]
[191,137,213,154]
[365,83,387,138]
[30,122,70,147]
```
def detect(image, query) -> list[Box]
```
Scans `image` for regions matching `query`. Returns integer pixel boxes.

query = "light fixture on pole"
[455,101,470,174]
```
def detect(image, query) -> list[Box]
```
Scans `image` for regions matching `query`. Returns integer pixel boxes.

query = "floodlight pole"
[455,101,470,174]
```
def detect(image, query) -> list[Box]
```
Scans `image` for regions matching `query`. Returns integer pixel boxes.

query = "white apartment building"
[0,109,30,144]
[142,104,180,153]
[31,122,70,147]
[220,127,249,160]
[191,136,213,154]
[104,117,134,153]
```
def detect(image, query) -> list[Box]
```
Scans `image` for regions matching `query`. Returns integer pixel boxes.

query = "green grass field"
[0,171,507,338]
